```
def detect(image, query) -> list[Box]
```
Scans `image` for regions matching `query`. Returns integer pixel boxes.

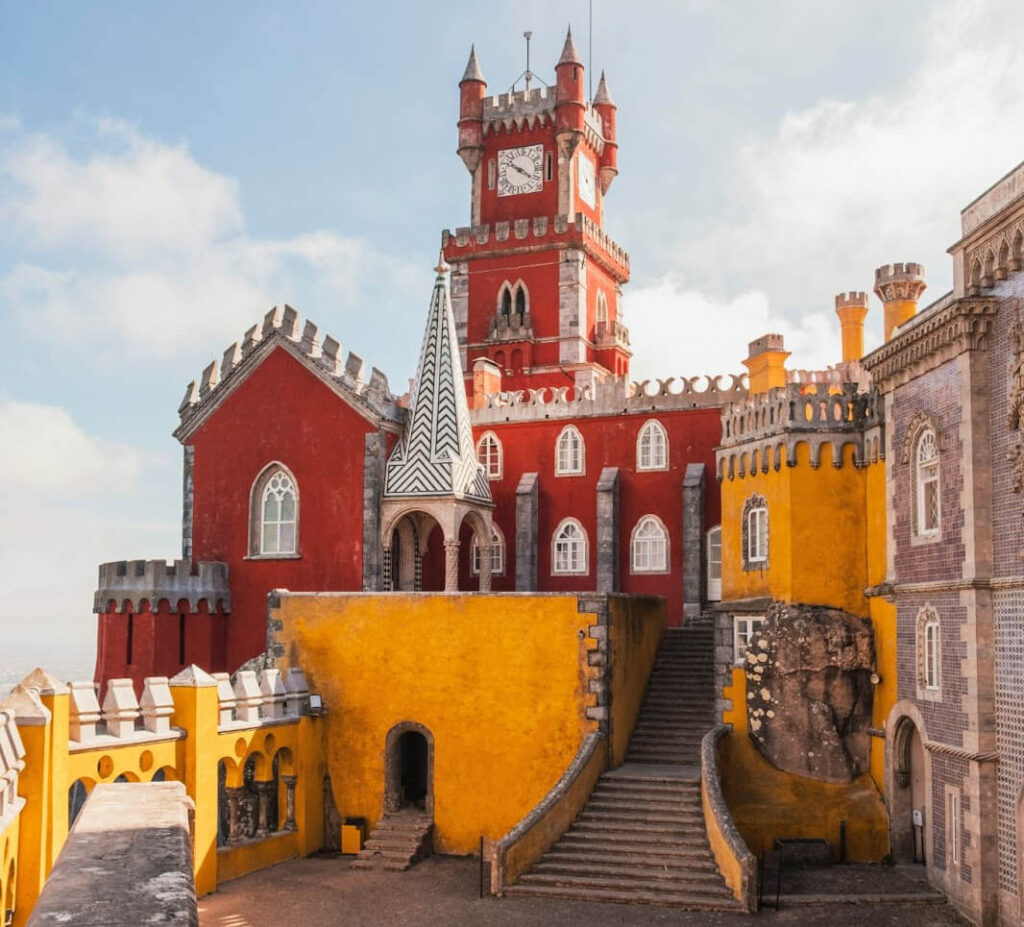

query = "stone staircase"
[351,808,433,871]
[507,623,740,909]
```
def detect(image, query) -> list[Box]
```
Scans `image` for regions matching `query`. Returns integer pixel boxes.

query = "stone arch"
[68,778,93,827]
[220,756,243,789]
[384,721,435,816]
[886,700,932,865]
[245,751,270,782]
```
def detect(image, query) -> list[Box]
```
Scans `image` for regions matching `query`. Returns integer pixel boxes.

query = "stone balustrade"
[0,708,26,826]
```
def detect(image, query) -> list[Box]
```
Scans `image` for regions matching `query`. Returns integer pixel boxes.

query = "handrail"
[489,732,606,895]
[701,724,758,912]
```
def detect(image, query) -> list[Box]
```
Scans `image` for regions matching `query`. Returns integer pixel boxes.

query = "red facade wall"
[188,347,382,670]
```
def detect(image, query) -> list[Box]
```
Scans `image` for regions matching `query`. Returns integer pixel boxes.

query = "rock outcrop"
[744,603,875,783]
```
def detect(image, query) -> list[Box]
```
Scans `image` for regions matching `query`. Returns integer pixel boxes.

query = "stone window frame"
[475,431,503,480]
[734,614,765,665]
[247,461,301,560]
[946,786,961,871]
[741,494,768,570]
[555,425,585,477]
[629,514,670,574]
[470,524,505,577]
[901,412,942,544]
[636,419,669,471]
[552,517,589,575]
[496,279,529,320]
[706,525,722,601]
[595,290,609,326]
[916,604,942,701]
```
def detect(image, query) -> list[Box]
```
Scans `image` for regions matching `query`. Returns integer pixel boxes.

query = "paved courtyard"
[199,855,970,927]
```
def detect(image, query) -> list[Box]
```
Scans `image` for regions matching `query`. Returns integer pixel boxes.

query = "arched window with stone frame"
[630,515,669,573]
[917,605,942,699]
[555,425,585,476]
[470,524,506,577]
[915,428,940,539]
[475,431,503,480]
[249,462,299,557]
[636,419,668,471]
[595,291,609,326]
[741,494,768,570]
[552,518,588,575]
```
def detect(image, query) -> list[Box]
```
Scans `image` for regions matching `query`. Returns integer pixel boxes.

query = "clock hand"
[508,162,531,179]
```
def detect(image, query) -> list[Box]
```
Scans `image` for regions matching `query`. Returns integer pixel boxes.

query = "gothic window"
[470,525,505,576]
[637,419,668,470]
[552,518,588,574]
[556,425,585,475]
[707,525,722,601]
[250,463,299,557]
[476,432,502,480]
[499,286,512,319]
[630,515,669,573]
[741,495,768,569]
[487,159,496,190]
[734,615,765,664]
[915,428,940,538]
[515,286,526,316]
[596,291,609,325]
[545,151,553,182]
[917,606,941,695]
[496,281,529,320]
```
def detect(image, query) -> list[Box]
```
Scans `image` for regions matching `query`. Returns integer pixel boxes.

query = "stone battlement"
[0,708,25,827]
[874,263,927,302]
[480,89,604,147]
[94,559,231,614]
[176,305,403,436]
[442,212,629,275]
[835,291,869,310]
[470,372,747,425]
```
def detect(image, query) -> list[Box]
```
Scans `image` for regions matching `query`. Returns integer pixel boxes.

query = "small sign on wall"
[913,809,924,827]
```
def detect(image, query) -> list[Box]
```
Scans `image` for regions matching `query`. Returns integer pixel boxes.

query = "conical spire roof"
[558,26,582,66]
[461,44,485,83]
[593,70,615,106]
[384,258,491,503]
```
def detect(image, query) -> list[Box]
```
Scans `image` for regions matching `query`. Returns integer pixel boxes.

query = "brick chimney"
[743,333,790,396]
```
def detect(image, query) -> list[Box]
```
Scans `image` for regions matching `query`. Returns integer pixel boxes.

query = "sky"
[2,0,1024,672]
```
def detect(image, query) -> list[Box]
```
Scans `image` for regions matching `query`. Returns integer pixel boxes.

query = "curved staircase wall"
[701,725,758,912]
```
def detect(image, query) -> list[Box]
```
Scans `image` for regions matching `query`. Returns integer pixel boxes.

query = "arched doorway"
[385,722,434,816]
[892,716,927,864]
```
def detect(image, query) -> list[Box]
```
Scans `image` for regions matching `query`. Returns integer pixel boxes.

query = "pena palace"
[4,27,1024,927]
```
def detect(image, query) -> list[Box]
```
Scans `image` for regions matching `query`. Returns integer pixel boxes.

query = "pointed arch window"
[596,291,609,325]
[500,287,512,319]
[556,425,585,475]
[915,428,940,538]
[470,525,506,576]
[476,432,503,480]
[553,518,588,574]
[250,464,299,557]
[630,515,669,573]
[637,419,668,471]
[496,281,529,322]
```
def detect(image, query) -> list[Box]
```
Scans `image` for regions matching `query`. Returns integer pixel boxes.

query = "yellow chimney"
[834,291,869,363]
[743,333,790,396]
[874,263,926,342]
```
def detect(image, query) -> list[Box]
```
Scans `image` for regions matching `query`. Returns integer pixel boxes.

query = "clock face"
[497,145,543,197]
[578,153,596,208]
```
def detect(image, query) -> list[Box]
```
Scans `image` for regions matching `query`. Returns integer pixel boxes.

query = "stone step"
[505,881,741,911]
[577,809,704,827]
[534,859,725,885]
[513,873,735,901]
[554,836,714,857]
[586,797,702,814]
[571,819,705,837]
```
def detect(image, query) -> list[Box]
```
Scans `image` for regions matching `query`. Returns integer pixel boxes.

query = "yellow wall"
[2,806,21,922]
[608,596,666,766]
[270,592,607,854]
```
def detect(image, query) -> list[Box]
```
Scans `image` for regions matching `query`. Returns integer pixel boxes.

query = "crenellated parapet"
[479,87,605,153]
[470,372,747,425]
[442,212,629,281]
[717,378,884,479]
[175,305,404,442]
[955,157,1024,295]
[0,707,26,827]
[93,559,231,614]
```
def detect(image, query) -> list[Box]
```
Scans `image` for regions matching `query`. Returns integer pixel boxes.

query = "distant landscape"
[0,644,96,700]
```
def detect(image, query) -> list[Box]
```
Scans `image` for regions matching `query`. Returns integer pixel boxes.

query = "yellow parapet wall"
[268,592,665,855]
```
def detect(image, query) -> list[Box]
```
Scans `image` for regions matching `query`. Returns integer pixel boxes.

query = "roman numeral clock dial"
[497,144,543,196]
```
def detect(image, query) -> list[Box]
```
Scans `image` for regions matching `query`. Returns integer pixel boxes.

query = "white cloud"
[627,275,847,382]
[0,119,422,360]
[677,0,1024,330]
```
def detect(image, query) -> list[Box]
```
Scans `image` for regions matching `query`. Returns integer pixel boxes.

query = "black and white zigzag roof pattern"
[384,267,491,503]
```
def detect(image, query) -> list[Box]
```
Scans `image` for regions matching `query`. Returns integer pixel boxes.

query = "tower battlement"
[873,263,926,301]
[94,559,231,614]
[835,291,869,310]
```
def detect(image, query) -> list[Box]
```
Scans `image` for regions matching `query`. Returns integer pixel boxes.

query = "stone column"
[226,787,244,845]
[596,467,620,593]
[515,473,539,591]
[282,775,297,832]
[382,547,392,592]
[478,545,492,593]
[362,431,386,591]
[444,540,460,592]
[414,551,423,592]
[255,782,272,837]
[682,463,707,620]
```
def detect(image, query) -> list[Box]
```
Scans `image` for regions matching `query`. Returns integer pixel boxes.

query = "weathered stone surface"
[745,602,875,783]
[27,782,197,926]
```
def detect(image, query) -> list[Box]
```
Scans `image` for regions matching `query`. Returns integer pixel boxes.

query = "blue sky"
[3,0,1024,670]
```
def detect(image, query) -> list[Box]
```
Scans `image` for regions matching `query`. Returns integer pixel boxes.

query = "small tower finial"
[435,250,449,277]
[524,31,533,92]
[461,44,485,84]
[558,25,583,66]
[593,70,614,106]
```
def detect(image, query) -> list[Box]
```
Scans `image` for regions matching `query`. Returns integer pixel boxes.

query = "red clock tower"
[443,30,631,396]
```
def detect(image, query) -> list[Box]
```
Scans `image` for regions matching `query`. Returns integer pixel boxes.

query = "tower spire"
[558,26,583,66]
[593,70,614,106]
[461,44,485,84]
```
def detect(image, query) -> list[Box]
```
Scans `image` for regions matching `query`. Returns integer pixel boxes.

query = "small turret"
[834,292,869,363]
[555,27,585,149]
[874,263,926,342]
[593,71,618,194]
[743,334,790,396]
[458,45,487,174]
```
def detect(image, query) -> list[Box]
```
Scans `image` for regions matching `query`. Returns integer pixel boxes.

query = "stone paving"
[199,855,971,927]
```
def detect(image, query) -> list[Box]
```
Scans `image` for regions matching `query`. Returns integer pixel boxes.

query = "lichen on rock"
[745,602,875,783]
